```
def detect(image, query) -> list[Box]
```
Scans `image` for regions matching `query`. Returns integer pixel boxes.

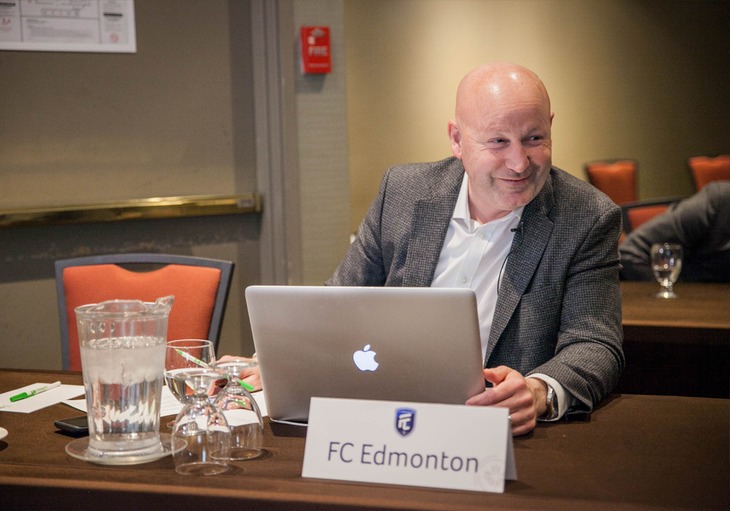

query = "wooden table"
[619,281,730,398]
[1,370,728,511]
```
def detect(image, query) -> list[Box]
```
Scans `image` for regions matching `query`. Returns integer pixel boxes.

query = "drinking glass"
[172,368,231,475]
[651,243,683,299]
[213,359,264,461]
[164,339,216,428]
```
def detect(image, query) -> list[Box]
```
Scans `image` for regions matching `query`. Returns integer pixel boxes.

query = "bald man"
[329,62,624,435]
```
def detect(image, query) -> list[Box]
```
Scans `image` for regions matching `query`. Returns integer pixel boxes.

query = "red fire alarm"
[300,26,332,74]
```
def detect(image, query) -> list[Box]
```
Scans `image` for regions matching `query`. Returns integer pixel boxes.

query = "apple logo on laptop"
[353,344,379,372]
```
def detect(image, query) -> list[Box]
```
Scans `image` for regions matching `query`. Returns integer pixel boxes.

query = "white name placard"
[302,397,516,493]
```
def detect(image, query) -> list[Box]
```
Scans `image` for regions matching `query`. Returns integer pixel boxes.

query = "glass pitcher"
[70,296,174,464]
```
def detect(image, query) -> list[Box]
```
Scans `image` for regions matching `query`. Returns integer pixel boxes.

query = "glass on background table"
[650,242,683,299]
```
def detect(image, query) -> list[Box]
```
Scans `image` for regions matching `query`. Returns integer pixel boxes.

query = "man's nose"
[505,144,530,173]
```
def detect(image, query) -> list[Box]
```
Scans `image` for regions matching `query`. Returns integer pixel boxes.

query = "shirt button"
[461,277,468,284]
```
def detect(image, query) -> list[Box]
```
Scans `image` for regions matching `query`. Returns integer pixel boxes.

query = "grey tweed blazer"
[328,157,625,412]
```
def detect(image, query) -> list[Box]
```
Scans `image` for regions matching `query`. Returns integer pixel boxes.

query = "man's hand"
[465,366,548,436]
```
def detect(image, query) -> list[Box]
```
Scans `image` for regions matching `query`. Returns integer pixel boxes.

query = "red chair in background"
[584,159,638,205]
[620,198,682,234]
[688,155,730,191]
[55,253,234,371]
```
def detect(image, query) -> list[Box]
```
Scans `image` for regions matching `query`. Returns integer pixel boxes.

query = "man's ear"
[448,120,462,159]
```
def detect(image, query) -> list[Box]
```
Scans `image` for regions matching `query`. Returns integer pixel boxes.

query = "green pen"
[10,381,62,402]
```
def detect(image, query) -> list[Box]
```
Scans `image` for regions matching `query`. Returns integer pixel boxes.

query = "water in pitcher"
[81,335,166,456]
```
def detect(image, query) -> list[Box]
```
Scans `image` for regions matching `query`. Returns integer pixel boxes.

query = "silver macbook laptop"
[245,285,486,423]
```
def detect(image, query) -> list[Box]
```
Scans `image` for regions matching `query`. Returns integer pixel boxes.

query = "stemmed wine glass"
[651,243,683,299]
[164,339,216,428]
[172,368,231,475]
[213,359,264,461]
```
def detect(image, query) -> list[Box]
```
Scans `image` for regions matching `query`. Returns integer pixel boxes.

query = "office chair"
[55,253,234,371]
[620,198,682,234]
[688,155,730,191]
[584,159,638,205]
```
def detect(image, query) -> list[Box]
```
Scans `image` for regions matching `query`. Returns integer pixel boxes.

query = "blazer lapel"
[402,160,463,287]
[402,198,455,286]
[485,176,555,364]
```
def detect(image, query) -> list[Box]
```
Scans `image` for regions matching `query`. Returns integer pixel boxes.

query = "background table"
[619,281,730,398]
[1,370,728,510]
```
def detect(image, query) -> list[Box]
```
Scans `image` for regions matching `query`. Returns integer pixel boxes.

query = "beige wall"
[0,2,255,209]
[345,0,730,233]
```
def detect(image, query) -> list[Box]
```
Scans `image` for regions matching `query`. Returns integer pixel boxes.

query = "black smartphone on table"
[54,415,89,436]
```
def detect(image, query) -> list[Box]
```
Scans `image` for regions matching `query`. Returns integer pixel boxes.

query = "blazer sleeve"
[327,158,462,287]
[327,169,390,286]
[530,203,625,412]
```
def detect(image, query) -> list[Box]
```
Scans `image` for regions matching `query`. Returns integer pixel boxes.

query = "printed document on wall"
[0,1,136,53]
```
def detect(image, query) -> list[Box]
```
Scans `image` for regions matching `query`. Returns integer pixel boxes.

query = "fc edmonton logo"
[395,408,416,437]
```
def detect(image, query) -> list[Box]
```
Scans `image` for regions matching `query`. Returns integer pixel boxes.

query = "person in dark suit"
[328,63,624,435]
[619,181,730,283]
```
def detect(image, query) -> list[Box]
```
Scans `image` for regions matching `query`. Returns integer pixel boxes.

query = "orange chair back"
[61,264,221,371]
[585,160,638,205]
[620,197,682,234]
[688,155,730,191]
[624,204,671,232]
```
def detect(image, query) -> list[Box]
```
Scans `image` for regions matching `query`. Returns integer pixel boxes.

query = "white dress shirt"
[431,175,572,420]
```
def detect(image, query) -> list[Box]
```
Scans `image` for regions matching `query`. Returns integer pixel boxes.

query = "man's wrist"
[543,383,559,420]
[526,377,549,417]
[528,374,568,421]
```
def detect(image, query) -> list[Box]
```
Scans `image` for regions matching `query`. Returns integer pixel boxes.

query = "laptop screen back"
[245,285,485,423]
